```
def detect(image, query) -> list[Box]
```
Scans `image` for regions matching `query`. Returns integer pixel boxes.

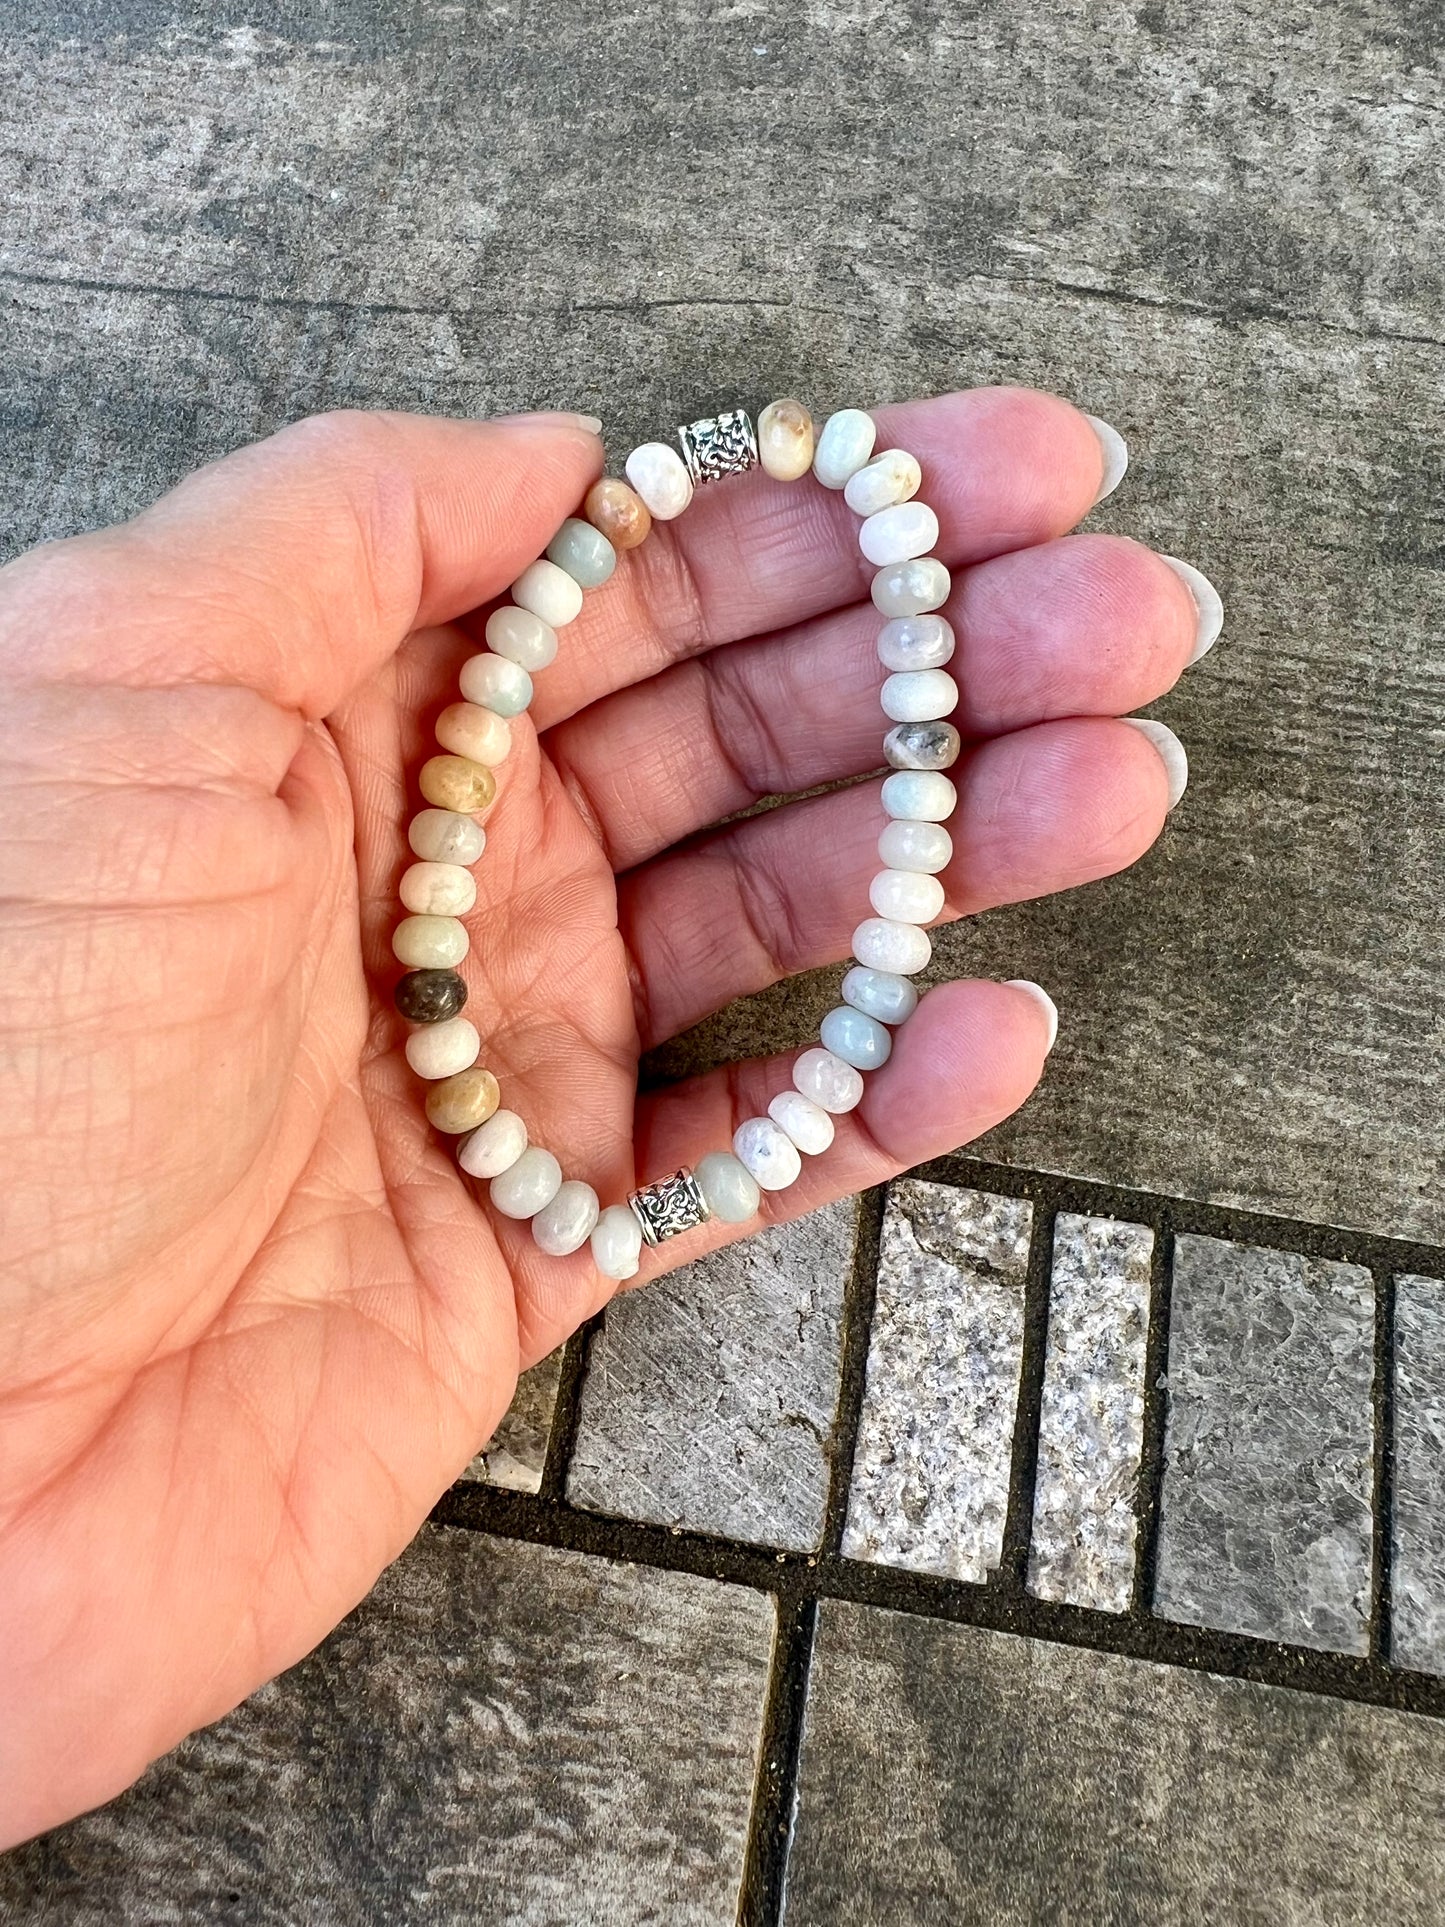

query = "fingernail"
[1121,716,1189,810]
[1006,979,1059,1054]
[1159,554,1224,665]
[493,409,603,435]
[1083,414,1129,502]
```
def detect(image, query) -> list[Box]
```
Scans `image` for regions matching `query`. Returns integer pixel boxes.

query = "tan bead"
[425,1063,501,1134]
[418,754,496,814]
[435,701,511,769]
[757,399,816,481]
[583,477,653,551]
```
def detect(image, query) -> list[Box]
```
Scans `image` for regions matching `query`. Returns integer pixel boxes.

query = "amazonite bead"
[405,1015,481,1080]
[813,409,877,489]
[490,1146,563,1219]
[842,965,919,1027]
[457,1109,527,1180]
[459,653,533,717]
[870,868,945,923]
[625,441,694,519]
[757,399,816,481]
[694,1150,762,1224]
[436,701,511,769]
[425,1065,500,1134]
[532,1179,600,1256]
[486,605,559,671]
[792,1046,865,1114]
[591,1203,644,1280]
[859,500,940,567]
[878,818,953,874]
[872,557,951,618]
[821,1004,893,1072]
[877,614,955,672]
[511,559,583,629]
[732,1116,802,1191]
[767,1089,835,1156]
[393,913,469,969]
[881,669,959,724]
[884,720,961,771]
[399,860,477,917]
[408,809,485,865]
[853,916,933,975]
[584,477,652,551]
[881,770,958,822]
[419,755,495,815]
[547,516,617,589]
[845,448,922,516]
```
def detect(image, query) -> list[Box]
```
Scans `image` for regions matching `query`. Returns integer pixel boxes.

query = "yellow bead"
[418,754,496,814]
[425,1064,501,1134]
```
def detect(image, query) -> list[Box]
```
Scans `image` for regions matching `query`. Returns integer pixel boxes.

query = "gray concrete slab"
[1392,1275,1445,1674]
[461,1350,564,1493]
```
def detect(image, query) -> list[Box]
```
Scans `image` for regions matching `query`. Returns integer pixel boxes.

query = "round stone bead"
[394,968,468,1025]
[844,448,922,516]
[853,917,933,975]
[591,1203,644,1280]
[870,868,945,924]
[625,441,694,520]
[767,1089,835,1156]
[490,1146,563,1219]
[792,1046,865,1114]
[400,860,476,918]
[877,614,955,672]
[842,965,919,1027]
[425,1064,500,1134]
[881,770,958,822]
[547,516,617,590]
[732,1116,803,1192]
[694,1150,762,1224]
[859,501,940,568]
[393,913,469,969]
[872,557,951,618]
[584,477,653,551]
[405,1015,481,1080]
[408,809,486,865]
[884,721,962,772]
[820,1004,893,1072]
[532,1180,600,1256]
[419,754,496,815]
[881,669,959,724]
[436,701,511,769]
[511,559,584,630]
[878,818,953,874]
[813,409,877,489]
[757,399,816,481]
[486,605,559,672]
[457,1108,528,1180]
[459,652,533,718]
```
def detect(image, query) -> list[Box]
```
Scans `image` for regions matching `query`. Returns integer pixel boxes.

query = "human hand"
[0,390,1200,1844]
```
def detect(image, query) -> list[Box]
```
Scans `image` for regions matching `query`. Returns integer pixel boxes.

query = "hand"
[0,391,1195,1844]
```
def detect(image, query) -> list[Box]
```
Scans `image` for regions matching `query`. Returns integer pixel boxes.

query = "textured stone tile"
[1028,1212,1153,1613]
[784,1601,1445,1927]
[843,1182,1031,1580]
[0,1527,774,1924]
[1392,1275,1445,1674]
[568,1201,855,1551]
[1155,1235,1375,1653]
[460,1349,563,1494]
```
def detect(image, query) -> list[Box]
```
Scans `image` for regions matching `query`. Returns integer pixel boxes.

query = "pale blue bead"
[546,516,617,589]
[694,1150,762,1223]
[820,1004,893,1072]
[880,770,957,822]
[842,966,919,1027]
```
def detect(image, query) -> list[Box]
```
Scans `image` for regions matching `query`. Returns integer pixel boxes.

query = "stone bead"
[591,1202,644,1280]
[842,964,919,1027]
[485,604,559,671]
[878,818,953,874]
[870,868,945,924]
[399,860,477,917]
[877,613,956,672]
[419,754,496,815]
[424,1063,500,1134]
[457,1108,528,1180]
[392,913,469,969]
[813,408,877,489]
[532,1179,600,1256]
[881,669,959,724]
[792,1046,865,1114]
[871,557,952,618]
[859,501,940,568]
[489,1145,563,1218]
[404,1015,481,1080]
[732,1116,803,1192]
[547,516,617,589]
[694,1150,762,1225]
[884,720,962,771]
[852,916,933,975]
[881,770,958,822]
[757,398,816,481]
[408,809,486,865]
[459,652,533,717]
[767,1089,835,1156]
[511,558,584,630]
[435,701,512,769]
[821,1004,893,1073]
[393,968,468,1025]
[844,448,922,516]
[624,441,694,520]
[584,476,653,551]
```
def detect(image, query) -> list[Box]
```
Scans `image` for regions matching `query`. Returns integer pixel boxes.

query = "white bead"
[859,501,940,568]
[812,409,877,489]
[871,557,951,618]
[870,869,945,923]
[392,914,469,969]
[625,441,694,519]
[404,1016,481,1080]
[877,614,955,672]
[399,860,477,917]
[880,669,958,724]
[842,965,920,1026]
[844,448,922,516]
[485,605,559,671]
[878,819,953,874]
[694,1151,762,1224]
[820,1005,893,1072]
[510,560,584,630]
[767,1089,835,1156]
[591,1203,643,1280]
[792,1046,865,1114]
[408,809,485,865]
[457,1109,528,1180]
[489,1146,563,1219]
[853,916,933,974]
[881,770,958,822]
[436,701,511,768]
[732,1116,803,1191]
[532,1180,600,1256]
[459,652,533,717]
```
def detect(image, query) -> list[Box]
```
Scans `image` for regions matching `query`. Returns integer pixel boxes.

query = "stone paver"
[1392,1275,1445,1674]
[784,1601,1445,1926]
[461,1350,564,1493]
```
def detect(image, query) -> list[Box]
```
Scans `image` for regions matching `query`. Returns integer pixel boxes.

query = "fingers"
[619,717,1173,1049]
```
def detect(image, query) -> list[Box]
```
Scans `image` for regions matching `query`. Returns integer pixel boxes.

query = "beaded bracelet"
[392,399,964,1282]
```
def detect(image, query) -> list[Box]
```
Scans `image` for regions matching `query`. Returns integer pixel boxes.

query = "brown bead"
[583,476,652,552]
[425,1064,501,1134]
[418,754,496,815]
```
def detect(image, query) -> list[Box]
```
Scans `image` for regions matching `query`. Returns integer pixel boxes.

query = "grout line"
[997,1200,1056,1597]
[1132,1214,1177,1613]
[818,1183,888,1559]
[537,1315,600,1501]
[736,1592,817,1927]
[1370,1268,1398,1664]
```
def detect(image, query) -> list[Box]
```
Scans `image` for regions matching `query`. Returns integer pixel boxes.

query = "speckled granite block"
[0,1527,774,1925]
[568,1201,855,1551]
[1155,1236,1375,1653]
[1392,1275,1445,1673]
[842,1183,1032,1580]
[783,1601,1445,1926]
[1028,1213,1153,1613]
[460,1349,563,1493]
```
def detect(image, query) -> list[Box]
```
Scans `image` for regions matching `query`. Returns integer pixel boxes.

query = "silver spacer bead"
[628,1167,712,1246]
[676,409,759,486]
